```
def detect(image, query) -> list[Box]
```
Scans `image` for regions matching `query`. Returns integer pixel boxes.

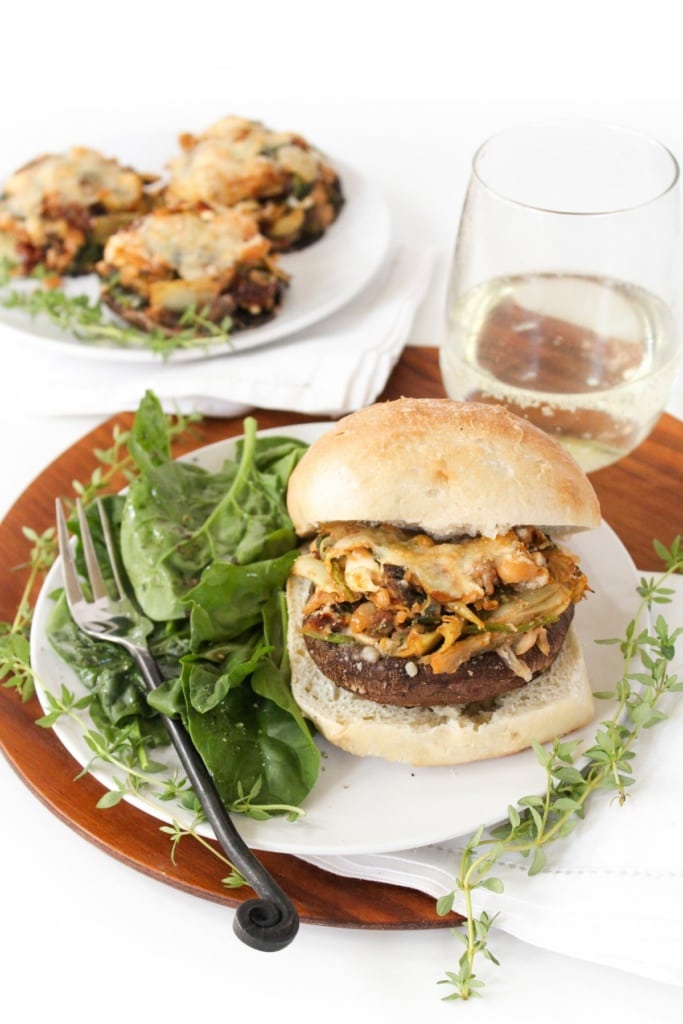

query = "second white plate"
[0,158,391,363]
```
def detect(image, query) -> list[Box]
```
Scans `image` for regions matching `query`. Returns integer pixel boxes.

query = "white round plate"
[0,156,391,364]
[30,422,638,856]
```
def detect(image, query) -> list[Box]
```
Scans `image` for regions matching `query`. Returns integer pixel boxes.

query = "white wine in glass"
[440,121,683,472]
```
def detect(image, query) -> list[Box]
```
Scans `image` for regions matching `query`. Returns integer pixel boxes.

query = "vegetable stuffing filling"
[293,523,590,682]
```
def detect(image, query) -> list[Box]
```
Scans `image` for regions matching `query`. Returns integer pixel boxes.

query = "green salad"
[46,391,320,816]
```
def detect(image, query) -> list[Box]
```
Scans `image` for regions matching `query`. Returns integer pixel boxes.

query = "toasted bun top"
[287,398,601,538]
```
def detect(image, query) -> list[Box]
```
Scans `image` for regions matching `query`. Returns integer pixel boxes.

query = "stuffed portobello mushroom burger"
[285,398,601,766]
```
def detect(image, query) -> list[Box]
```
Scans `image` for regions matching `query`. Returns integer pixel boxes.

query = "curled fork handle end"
[234,898,299,952]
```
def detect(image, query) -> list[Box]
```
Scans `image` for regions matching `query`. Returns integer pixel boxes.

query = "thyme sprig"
[0,524,57,702]
[160,818,247,889]
[0,260,233,357]
[437,537,683,1001]
[35,681,306,823]
[33,681,300,879]
[35,682,245,886]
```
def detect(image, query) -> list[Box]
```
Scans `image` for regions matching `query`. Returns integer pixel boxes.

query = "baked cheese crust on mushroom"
[95,206,288,335]
[0,147,158,276]
[163,115,344,252]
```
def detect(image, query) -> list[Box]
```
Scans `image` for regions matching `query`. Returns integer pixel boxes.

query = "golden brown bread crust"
[287,398,601,538]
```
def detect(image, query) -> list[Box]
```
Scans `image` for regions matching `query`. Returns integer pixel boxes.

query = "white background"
[1,2,682,1021]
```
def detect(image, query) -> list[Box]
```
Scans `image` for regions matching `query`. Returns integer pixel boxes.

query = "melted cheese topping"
[309,524,549,604]
[166,116,328,208]
[102,208,271,281]
[294,523,586,675]
[1,147,145,217]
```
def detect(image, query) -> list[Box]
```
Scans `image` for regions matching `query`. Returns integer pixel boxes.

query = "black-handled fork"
[55,497,299,952]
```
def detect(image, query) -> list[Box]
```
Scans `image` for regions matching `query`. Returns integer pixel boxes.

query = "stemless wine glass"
[440,120,683,472]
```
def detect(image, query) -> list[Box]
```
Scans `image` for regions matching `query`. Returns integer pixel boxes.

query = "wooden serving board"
[1,346,681,928]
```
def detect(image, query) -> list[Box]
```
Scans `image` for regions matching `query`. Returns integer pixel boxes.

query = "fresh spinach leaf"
[185,549,299,648]
[46,390,319,817]
[121,392,306,621]
[180,681,319,810]
[47,592,170,747]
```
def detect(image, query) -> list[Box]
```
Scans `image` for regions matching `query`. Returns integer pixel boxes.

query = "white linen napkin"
[302,574,683,987]
[0,245,434,421]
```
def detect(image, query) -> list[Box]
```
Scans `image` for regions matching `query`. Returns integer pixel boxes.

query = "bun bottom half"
[286,576,595,767]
